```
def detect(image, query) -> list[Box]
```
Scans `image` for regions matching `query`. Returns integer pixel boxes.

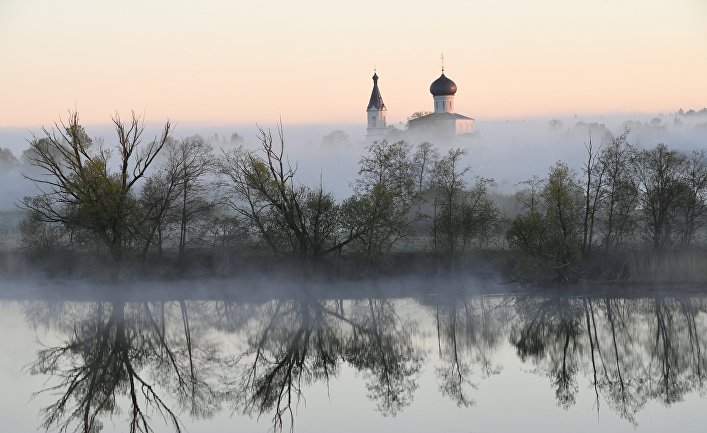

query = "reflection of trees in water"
[344,299,421,416]
[642,297,707,403]
[25,300,227,433]
[232,298,422,431]
[510,297,583,409]
[233,299,344,431]
[585,297,647,423]
[584,297,707,423]
[510,295,707,424]
[26,297,421,433]
[428,296,509,407]
[22,293,707,432]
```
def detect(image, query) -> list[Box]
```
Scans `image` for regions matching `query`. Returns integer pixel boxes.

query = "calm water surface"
[1,285,705,432]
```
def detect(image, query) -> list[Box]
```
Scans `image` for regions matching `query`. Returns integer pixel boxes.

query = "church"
[366,66,474,138]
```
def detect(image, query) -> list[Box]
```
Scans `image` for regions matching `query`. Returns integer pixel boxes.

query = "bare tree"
[219,124,363,261]
[597,131,638,253]
[354,139,418,259]
[138,139,182,261]
[515,176,544,214]
[21,111,172,264]
[676,150,707,245]
[411,141,439,193]
[432,148,469,259]
[581,132,606,255]
[172,136,215,261]
[460,177,501,250]
[634,144,687,251]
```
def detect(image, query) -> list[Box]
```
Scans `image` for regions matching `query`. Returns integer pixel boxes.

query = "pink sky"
[1,0,706,127]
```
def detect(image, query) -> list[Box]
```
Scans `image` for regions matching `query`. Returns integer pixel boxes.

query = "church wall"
[367,108,386,130]
[367,108,387,137]
[455,119,474,134]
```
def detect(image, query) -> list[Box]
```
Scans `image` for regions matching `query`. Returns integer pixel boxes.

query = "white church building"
[366,66,474,138]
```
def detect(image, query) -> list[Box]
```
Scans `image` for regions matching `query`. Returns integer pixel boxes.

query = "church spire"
[366,69,387,138]
[367,71,386,111]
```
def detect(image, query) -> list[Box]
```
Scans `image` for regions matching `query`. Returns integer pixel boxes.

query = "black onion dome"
[430,73,457,96]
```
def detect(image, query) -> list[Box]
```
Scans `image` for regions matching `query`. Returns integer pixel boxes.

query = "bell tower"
[366,70,387,137]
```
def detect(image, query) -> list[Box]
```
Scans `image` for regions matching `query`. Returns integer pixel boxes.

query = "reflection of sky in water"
[1,295,706,433]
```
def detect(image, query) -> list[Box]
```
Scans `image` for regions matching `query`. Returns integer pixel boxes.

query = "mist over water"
[2,283,707,433]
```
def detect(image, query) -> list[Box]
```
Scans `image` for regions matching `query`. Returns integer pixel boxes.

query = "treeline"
[507,131,707,281]
[12,112,501,279]
[8,111,707,282]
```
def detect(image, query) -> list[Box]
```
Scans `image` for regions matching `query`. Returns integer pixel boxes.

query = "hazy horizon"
[2,110,706,212]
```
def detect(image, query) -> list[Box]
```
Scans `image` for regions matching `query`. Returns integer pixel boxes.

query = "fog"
[1,111,705,254]
[170,112,707,197]
[2,110,706,211]
[1,110,705,261]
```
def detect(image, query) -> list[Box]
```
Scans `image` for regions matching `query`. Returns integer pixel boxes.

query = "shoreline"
[2,272,707,302]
